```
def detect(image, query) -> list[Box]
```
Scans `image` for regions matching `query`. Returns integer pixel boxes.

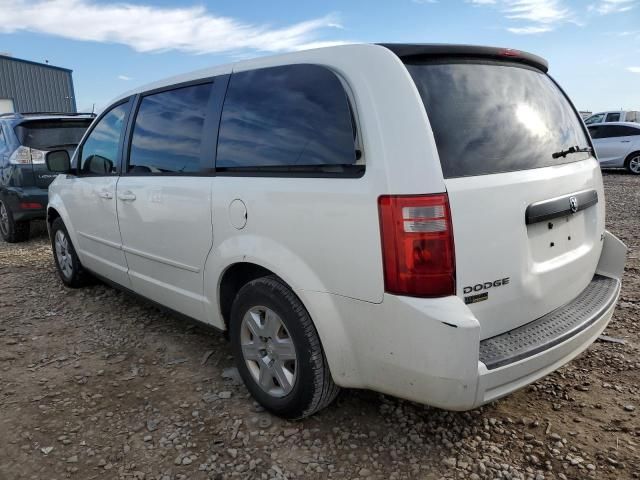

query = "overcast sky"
[0,0,639,113]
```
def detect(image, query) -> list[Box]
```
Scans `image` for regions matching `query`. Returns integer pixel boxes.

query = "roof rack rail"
[0,112,97,119]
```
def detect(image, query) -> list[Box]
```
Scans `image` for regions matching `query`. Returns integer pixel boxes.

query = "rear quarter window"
[405,61,591,178]
[216,64,358,175]
[619,126,640,136]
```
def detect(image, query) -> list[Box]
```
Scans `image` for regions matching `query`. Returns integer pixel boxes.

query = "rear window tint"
[405,61,590,178]
[216,64,357,173]
[15,120,91,150]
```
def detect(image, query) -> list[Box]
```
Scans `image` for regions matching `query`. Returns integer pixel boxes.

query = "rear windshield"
[15,120,92,150]
[405,61,590,178]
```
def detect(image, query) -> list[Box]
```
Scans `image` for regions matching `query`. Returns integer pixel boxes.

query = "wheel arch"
[624,150,640,173]
[45,196,81,253]
[209,257,361,389]
[47,206,61,228]
[218,261,278,331]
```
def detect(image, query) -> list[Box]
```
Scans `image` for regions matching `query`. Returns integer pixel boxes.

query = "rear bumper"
[1,187,48,221]
[476,274,619,406]
[305,231,626,410]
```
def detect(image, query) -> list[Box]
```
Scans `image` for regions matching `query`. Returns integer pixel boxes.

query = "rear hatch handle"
[525,189,598,225]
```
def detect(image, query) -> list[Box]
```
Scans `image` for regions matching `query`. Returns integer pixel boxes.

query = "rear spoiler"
[379,43,549,73]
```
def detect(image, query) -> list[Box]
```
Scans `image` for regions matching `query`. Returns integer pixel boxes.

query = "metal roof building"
[0,54,76,114]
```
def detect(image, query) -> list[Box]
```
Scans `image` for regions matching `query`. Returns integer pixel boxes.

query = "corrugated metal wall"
[0,56,76,113]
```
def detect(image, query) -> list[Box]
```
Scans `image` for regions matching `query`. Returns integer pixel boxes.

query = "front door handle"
[97,190,113,199]
[621,140,631,143]
[118,191,137,202]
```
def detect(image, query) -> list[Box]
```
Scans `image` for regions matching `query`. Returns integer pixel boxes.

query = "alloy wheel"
[54,230,73,279]
[629,155,640,174]
[0,202,8,237]
[240,306,297,397]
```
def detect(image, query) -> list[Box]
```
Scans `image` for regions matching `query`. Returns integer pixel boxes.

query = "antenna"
[91,103,95,115]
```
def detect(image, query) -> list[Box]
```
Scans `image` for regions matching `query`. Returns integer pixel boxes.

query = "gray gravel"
[0,171,638,479]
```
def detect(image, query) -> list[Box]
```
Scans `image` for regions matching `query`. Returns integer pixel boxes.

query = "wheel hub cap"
[240,306,297,398]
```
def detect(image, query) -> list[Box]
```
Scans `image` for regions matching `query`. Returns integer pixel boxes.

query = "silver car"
[588,122,640,174]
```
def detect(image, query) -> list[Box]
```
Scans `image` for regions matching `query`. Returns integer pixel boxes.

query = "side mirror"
[85,155,114,175]
[45,150,71,173]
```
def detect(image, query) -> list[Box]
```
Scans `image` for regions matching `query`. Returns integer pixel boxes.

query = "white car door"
[617,125,640,158]
[116,81,223,321]
[59,100,132,287]
[591,125,628,167]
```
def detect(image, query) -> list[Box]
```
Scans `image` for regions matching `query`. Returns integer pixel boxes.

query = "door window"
[216,64,357,174]
[596,126,618,138]
[587,126,601,139]
[127,83,212,174]
[79,100,131,175]
[601,126,636,138]
[605,112,621,122]
[585,113,605,125]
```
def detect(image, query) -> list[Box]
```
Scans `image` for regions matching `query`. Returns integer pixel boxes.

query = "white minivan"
[46,44,626,419]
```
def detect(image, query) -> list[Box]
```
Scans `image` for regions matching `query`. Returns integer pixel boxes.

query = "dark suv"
[0,113,93,242]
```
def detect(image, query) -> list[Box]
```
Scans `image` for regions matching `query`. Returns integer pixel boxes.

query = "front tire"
[625,152,640,175]
[230,275,339,419]
[50,217,91,288]
[0,200,30,243]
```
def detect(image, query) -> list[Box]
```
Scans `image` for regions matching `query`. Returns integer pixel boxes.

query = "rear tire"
[0,200,30,243]
[625,152,640,175]
[50,217,91,288]
[229,275,339,419]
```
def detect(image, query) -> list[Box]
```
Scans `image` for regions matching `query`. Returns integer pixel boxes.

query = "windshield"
[15,120,92,150]
[405,60,591,178]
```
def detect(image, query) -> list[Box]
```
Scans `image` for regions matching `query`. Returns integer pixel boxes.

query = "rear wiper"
[552,145,593,159]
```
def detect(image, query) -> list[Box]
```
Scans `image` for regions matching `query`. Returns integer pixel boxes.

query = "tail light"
[9,146,47,165]
[19,202,42,210]
[378,193,456,297]
[500,48,520,57]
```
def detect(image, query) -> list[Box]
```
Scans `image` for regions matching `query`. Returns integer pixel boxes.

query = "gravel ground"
[1,171,638,480]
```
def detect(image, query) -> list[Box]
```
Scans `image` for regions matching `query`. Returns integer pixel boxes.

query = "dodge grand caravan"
[45,44,626,419]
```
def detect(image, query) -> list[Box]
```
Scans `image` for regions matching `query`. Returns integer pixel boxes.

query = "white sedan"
[588,122,640,174]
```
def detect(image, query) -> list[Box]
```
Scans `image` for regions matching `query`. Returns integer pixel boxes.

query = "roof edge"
[0,54,73,72]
